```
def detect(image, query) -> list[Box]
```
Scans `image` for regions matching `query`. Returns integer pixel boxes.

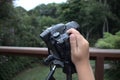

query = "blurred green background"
[0,0,120,80]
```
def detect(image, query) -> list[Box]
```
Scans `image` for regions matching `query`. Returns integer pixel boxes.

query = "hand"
[67,28,89,65]
[67,28,95,80]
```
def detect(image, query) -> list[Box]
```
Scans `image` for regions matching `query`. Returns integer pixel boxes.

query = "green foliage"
[0,2,60,47]
[95,31,120,49]
[28,3,59,18]
[95,39,114,49]
[0,1,15,19]
[0,56,41,80]
[95,32,120,80]
[1,0,120,80]
[60,0,112,40]
[40,16,59,27]
[0,1,20,46]
[12,64,78,80]
[0,2,61,80]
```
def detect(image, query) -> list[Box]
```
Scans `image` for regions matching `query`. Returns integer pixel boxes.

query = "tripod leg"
[45,65,56,80]
[63,63,72,80]
[66,66,72,80]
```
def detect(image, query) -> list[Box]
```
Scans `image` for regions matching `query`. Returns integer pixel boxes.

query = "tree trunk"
[103,17,109,35]
[86,27,94,40]
[102,0,109,36]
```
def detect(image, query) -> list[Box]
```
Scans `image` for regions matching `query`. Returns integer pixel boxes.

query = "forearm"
[75,60,95,80]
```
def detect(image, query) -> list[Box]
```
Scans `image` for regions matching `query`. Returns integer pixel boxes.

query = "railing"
[0,46,120,80]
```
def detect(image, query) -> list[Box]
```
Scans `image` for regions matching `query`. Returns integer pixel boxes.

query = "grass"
[12,60,95,80]
[12,64,78,80]
[12,64,48,80]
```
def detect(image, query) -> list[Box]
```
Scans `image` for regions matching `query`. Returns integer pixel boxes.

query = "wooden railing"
[0,46,120,80]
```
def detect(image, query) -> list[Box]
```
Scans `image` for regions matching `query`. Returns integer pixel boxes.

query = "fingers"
[67,28,84,43]
[67,28,90,66]
[69,34,77,54]
[67,28,80,35]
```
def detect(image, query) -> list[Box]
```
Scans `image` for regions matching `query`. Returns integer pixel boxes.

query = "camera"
[40,21,80,74]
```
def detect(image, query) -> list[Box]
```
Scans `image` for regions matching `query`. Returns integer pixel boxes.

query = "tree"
[61,0,110,40]
[0,1,19,46]
[28,3,59,18]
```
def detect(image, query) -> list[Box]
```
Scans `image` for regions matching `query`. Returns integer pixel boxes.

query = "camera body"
[40,21,80,73]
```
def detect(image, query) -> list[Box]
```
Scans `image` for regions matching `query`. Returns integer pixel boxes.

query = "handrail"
[0,46,120,80]
[90,48,120,59]
[0,46,48,57]
[0,46,120,59]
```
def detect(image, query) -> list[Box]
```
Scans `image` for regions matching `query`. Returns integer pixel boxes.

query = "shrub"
[0,56,41,80]
[95,31,120,80]
[95,31,120,49]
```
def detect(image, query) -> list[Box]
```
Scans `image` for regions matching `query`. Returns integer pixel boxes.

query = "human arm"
[67,28,95,80]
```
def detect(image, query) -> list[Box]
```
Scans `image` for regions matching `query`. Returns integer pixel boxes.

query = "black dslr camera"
[40,21,80,80]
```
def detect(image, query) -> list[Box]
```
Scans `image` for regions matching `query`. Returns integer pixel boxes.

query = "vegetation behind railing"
[0,46,120,80]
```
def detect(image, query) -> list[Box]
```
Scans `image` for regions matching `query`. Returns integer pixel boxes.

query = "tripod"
[44,55,74,80]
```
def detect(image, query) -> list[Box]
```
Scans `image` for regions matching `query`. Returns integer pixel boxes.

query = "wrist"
[74,60,95,80]
[74,59,90,68]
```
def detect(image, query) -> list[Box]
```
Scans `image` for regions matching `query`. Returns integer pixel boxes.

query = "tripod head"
[44,51,75,80]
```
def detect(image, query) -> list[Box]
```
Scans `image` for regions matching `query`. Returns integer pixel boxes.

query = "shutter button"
[53,32,60,38]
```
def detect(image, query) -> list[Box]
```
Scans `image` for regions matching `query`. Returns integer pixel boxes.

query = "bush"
[95,31,120,49]
[95,31,120,80]
[0,56,41,80]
